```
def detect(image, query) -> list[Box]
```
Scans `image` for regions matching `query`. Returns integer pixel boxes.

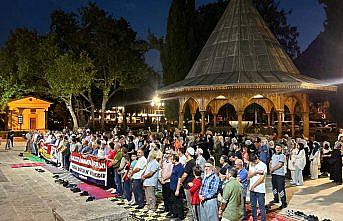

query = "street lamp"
[150,96,164,133]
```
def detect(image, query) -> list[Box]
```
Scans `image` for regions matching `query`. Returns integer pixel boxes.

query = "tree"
[79,4,154,130]
[149,0,197,121]
[296,0,343,126]
[46,52,96,130]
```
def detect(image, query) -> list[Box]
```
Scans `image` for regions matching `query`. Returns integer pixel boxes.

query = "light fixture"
[216,95,226,99]
[253,94,264,99]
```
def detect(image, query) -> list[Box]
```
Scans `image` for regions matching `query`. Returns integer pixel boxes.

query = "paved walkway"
[0,144,86,221]
[0,143,342,221]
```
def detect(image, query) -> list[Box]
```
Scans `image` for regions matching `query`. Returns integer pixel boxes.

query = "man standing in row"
[269,145,287,209]
[248,153,267,221]
[199,161,220,221]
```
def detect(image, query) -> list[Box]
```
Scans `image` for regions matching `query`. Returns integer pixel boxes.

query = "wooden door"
[30,118,36,130]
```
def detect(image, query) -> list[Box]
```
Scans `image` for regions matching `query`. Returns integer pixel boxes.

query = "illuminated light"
[253,94,264,99]
[216,95,226,99]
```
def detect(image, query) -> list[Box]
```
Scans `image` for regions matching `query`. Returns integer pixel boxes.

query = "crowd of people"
[25,127,342,221]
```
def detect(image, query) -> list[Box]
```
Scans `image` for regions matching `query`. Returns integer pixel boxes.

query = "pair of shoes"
[80,191,89,196]
[55,179,63,183]
[63,181,69,187]
[71,187,81,193]
[86,196,95,202]
[18,153,24,157]
[279,203,288,209]
[67,184,77,189]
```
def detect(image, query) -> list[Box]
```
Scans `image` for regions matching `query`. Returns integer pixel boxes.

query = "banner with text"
[69,152,107,186]
[39,142,58,164]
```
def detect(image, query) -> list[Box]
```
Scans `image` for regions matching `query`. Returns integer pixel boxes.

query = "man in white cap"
[177,147,196,219]
[199,160,220,221]
[196,148,206,171]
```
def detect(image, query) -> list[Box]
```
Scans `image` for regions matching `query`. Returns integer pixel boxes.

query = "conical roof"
[159,0,336,94]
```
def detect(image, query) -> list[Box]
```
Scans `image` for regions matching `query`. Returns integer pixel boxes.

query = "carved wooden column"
[237,111,244,135]
[178,112,184,129]
[213,113,217,128]
[291,114,295,137]
[191,113,196,134]
[277,110,283,139]
[266,112,271,127]
[302,112,310,138]
[200,111,206,135]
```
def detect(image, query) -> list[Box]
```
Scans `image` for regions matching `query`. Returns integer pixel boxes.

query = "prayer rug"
[27,155,45,163]
[41,164,65,174]
[0,169,8,182]
[10,162,45,168]
[77,183,115,200]
[246,204,301,221]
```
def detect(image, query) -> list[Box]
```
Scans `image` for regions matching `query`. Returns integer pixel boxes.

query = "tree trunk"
[88,90,95,128]
[65,97,78,131]
[101,92,109,132]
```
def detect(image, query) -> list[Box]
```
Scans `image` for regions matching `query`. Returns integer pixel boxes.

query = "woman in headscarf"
[294,142,306,186]
[320,141,331,176]
[288,139,298,184]
[309,142,321,179]
[329,141,342,185]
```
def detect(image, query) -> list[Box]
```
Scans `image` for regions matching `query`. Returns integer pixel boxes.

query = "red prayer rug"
[77,183,115,200]
[10,162,45,168]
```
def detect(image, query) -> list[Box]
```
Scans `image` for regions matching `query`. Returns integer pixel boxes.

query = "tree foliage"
[46,52,96,129]
[296,0,343,126]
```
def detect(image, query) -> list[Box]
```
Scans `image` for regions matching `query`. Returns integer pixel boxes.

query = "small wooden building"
[7,97,51,131]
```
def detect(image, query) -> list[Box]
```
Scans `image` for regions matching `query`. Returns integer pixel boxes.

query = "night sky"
[0,0,326,71]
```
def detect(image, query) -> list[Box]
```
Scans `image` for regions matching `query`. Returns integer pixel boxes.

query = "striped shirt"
[199,172,220,199]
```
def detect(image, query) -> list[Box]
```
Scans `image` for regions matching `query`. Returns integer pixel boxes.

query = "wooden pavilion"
[158,0,336,138]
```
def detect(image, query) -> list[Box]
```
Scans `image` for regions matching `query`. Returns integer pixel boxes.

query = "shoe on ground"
[106,188,115,192]
[135,206,144,209]
[53,175,59,179]
[86,196,95,202]
[80,191,89,196]
[269,199,279,204]
[279,204,288,209]
[290,181,296,185]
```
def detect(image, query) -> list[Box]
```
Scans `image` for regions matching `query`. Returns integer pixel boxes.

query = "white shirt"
[180,155,187,165]
[132,156,147,179]
[249,161,267,193]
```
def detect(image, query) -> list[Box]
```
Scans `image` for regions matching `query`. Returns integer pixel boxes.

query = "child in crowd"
[128,152,137,204]
[188,165,202,221]
[122,152,131,202]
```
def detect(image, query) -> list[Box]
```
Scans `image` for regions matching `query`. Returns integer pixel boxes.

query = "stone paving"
[0,142,342,221]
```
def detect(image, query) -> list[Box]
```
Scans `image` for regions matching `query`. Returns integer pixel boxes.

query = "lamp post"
[150,96,164,133]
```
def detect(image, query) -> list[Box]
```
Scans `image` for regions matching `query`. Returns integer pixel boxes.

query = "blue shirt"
[199,173,220,199]
[271,153,286,176]
[259,145,269,163]
[238,168,248,197]
[170,163,184,191]
[143,159,160,187]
